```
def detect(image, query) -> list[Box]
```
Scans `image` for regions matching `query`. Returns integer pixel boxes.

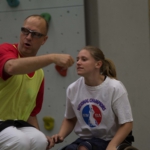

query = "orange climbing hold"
[55,65,68,77]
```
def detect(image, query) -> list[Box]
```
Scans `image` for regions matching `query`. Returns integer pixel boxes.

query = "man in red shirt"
[0,14,74,150]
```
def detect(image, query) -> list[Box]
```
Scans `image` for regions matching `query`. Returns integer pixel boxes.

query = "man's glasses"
[21,27,45,38]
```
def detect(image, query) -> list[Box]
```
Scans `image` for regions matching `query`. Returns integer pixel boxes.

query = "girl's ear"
[95,60,102,69]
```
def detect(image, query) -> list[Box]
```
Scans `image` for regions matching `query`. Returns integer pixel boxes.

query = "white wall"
[95,0,150,149]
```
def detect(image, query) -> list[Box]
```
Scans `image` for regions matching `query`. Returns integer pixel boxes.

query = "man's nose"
[26,33,32,39]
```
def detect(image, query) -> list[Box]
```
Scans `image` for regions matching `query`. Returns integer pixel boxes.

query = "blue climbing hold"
[7,0,20,7]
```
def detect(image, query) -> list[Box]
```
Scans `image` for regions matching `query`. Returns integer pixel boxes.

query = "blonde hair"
[82,46,117,79]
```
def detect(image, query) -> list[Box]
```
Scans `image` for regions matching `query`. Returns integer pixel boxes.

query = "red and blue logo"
[82,105,102,128]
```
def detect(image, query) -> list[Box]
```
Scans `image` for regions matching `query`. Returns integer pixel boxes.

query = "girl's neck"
[84,75,106,86]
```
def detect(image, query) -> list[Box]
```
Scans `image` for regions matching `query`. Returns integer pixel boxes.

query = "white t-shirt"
[65,76,133,141]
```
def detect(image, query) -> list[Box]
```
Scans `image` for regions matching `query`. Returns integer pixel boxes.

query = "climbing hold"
[41,13,51,23]
[55,65,68,77]
[43,116,54,130]
[7,0,20,7]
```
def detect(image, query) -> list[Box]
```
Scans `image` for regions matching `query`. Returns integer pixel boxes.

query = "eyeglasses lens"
[21,27,44,38]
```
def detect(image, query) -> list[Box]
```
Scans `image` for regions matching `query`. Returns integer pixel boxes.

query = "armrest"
[117,143,131,150]
[117,143,138,150]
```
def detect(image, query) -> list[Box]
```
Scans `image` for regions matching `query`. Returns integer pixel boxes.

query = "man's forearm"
[4,54,56,75]
[4,53,74,75]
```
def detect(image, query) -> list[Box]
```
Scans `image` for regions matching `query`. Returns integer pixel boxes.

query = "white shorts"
[0,126,48,150]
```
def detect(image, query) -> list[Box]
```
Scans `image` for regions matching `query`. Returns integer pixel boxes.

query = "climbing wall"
[0,0,85,149]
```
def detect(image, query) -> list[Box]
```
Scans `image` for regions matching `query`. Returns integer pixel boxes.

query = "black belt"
[0,120,35,132]
[0,121,3,125]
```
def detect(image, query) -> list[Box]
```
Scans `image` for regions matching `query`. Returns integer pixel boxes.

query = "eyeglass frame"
[21,27,46,38]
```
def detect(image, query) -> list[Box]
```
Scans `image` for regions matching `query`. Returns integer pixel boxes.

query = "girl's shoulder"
[68,77,83,89]
[106,77,127,93]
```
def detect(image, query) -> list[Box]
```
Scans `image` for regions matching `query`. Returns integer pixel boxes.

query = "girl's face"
[76,49,101,76]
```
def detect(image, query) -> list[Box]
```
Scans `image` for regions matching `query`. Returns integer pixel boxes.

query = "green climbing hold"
[41,13,51,23]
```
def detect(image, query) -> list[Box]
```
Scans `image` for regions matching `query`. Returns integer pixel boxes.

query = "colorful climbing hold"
[7,0,20,7]
[41,13,51,23]
[43,116,54,130]
[55,65,68,77]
